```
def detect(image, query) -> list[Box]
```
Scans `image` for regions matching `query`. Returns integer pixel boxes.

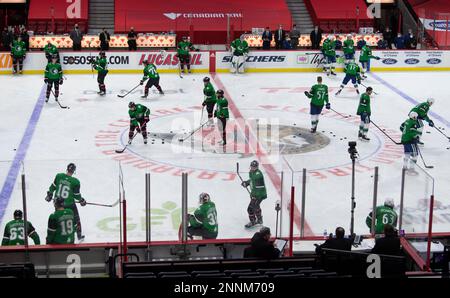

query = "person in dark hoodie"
[244,226,280,259]
[315,227,353,254]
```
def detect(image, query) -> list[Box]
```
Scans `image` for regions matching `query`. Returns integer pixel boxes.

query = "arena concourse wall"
[0,50,449,74]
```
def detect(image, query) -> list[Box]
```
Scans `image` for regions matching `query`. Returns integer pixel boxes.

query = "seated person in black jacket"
[315,227,353,254]
[244,227,280,259]
[371,224,401,256]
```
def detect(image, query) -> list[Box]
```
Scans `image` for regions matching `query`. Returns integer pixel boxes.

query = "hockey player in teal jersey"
[304,76,330,133]
[187,193,218,239]
[400,111,421,173]
[357,87,373,141]
[335,61,362,96]
[2,210,40,246]
[409,98,435,145]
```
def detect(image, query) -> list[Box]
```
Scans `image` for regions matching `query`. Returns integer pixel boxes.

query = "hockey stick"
[370,120,402,145]
[117,84,140,98]
[330,107,350,118]
[178,120,209,142]
[88,41,94,79]
[50,89,69,109]
[433,126,450,141]
[115,129,139,153]
[360,82,378,95]
[77,200,120,208]
[417,145,434,169]
[236,162,251,195]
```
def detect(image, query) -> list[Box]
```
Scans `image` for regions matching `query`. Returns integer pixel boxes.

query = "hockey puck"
[242,94,244,97]
[447,147,450,150]
[67,107,70,109]
[426,131,431,134]
[340,138,343,140]
[293,123,296,126]
[75,139,77,141]
[344,137,347,139]
[293,136,296,138]
[13,149,16,151]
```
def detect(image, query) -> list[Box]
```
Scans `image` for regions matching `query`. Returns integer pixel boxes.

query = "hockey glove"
[44,78,48,84]
[241,181,250,188]
[59,79,63,85]
[79,198,87,206]
[195,48,200,52]
[375,56,381,60]
[428,120,434,127]
[304,91,311,98]
[325,103,331,110]
[357,78,362,84]
[202,101,206,107]
[140,80,144,85]
[45,192,53,202]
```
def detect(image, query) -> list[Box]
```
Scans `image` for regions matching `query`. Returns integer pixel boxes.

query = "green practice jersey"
[48,173,82,206]
[177,41,194,56]
[231,39,249,56]
[93,57,108,74]
[215,97,229,118]
[357,93,371,115]
[246,169,267,200]
[343,39,355,55]
[46,209,76,244]
[344,62,361,77]
[45,63,63,80]
[189,201,218,236]
[366,205,398,234]
[410,102,430,121]
[129,104,150,126]
[11,40,26,57]
[322,39,336,57]
[401,118,420,144]
[2,219,40,246]
[307,83,329,107]
[359,45,376,62]
[44,43,58,56]
[203,82,216,104]
[142,64,159,80]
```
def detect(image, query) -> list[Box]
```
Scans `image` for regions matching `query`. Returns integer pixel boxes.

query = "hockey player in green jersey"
[128,101,150,145]
[44,41,59,63]
[177,36,196,74]
[304,76,330,133]
[241,160,267,228]
[140,60,164,98]
[409,98,435,145]
[400,111,420,172]
[366,199,398,234]
[2,210,40,246]
[46,197,77,244]
[10,35,26,74]
[45,163,86,242]
[187,193,218,239]
[92,51,108,95]
[321,35,337,76]
[44,54,63,103]
[356,87,373,141]
[335,60,362,96]
[358,44,380,78]
[343,34,355,64]
[202,77,216,127]
[230,35,249,74]
[214,89,229,145]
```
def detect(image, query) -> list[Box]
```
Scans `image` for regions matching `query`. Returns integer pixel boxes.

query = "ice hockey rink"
[1,70,449,243]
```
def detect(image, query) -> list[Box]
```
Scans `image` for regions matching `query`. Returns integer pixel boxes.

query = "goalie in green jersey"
[304,76,330,133]
[44,54,63,102]
[45,163,86,242]
[46,197,77,244]
[2,210,40,246]
[241,160,267,228]
[187,193,218,239]
[230,35,249,74]
[10,35,26,74]
[366,199,398,234]
[92,51,108,95]
[140,60,164,98]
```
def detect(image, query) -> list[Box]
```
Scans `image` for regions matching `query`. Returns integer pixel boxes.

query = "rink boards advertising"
[1,50,450,74]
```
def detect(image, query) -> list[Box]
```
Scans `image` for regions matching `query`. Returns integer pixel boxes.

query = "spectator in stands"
[282,33,292,49]
[404,29,417,49]
[356,39,366,50]
[70,24,83,51]
[244,227,280,259]
[382,27,394,49]
[394,32,405,49]
[289,24,300,49]
[315,227,353,254]
[127,27,138,51]
[20,27,29,51]
[310,25,322,50]
[274,24,285,50]
[371,224,402,256]
[377,38,388,49]
[1,27,12,51]
[99,28,111,51]
[261,27,272,50]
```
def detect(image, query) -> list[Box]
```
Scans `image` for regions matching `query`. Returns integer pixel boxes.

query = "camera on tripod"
[348,141,358,160]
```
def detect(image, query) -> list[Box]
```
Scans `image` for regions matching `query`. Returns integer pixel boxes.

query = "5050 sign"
[62,55,130,65]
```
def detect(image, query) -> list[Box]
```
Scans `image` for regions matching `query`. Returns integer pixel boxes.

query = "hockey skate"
[406,168,419,176]
[245,221,257,229]
[159,90,164,95]
[128,139,132,145]
[310,127,317,133]
[256,217,263,225]
[144,138,148,145]
[359,135,370,142]
[99,91,106,96]
[417,140,424,146]
[141,94,148,99]
[331,71,337,76]
[45,97,50,103]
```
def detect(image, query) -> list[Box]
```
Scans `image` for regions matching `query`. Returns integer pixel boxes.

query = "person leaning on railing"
[371,224,402,256]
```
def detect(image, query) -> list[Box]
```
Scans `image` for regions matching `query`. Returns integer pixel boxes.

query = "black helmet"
[216,89,224,97]
[99,51,106,57]
[54,197,65,208]
[67,163,76,173]
[203,77,210,83]
[13,210,23,219]
[128,101,136,109]
[143,59,150,65]
[250,160,259,168]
